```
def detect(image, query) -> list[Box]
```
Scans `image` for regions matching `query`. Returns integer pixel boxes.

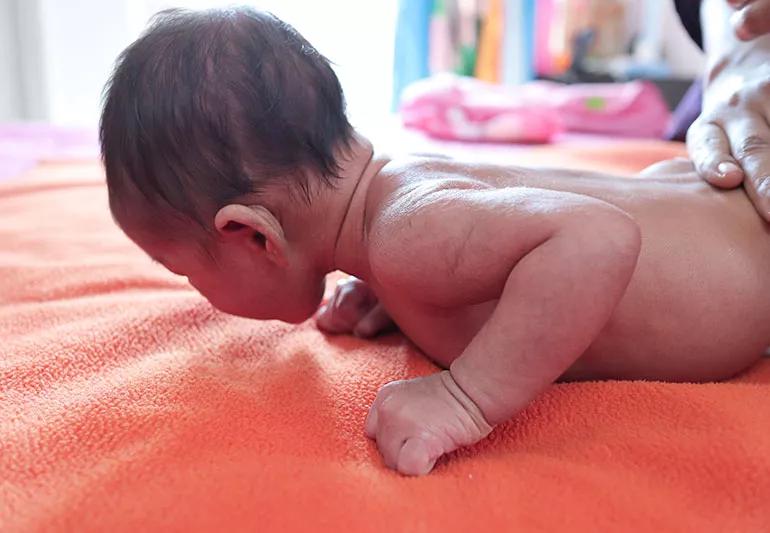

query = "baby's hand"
[316,277,394,338]
[365,371,494,476]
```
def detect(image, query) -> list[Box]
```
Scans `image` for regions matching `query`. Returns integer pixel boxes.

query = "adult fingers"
[687,119,744,188]
[724,116,770,220]
[731,0,770,40]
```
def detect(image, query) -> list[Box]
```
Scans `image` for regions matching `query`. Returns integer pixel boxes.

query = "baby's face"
[129,227,326,324]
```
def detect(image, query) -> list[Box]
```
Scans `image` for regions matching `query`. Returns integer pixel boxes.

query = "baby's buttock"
[566,187,770,382]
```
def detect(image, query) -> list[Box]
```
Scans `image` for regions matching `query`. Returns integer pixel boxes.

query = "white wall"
[660,0,705,77]
[0,0,397,130]
[14,0,48,120]
[0,0,22,120]
[35,0,147,126]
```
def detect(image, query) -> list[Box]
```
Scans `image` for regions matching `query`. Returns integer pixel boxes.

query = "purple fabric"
[665,80,703,141]
[0,123,99,181]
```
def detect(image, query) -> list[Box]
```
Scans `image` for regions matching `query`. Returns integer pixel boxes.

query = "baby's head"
[101,7,353,322]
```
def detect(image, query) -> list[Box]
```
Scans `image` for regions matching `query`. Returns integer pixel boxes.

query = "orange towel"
[2,142,769,532]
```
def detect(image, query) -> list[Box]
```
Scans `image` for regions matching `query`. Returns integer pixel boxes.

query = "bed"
[1,127,768,532]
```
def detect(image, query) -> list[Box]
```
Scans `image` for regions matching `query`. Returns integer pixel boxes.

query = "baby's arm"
[366,186,641,474]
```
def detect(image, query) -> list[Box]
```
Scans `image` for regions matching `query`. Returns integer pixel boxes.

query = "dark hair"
[100,6,353,230]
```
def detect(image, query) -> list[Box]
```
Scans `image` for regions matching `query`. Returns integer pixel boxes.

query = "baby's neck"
[277,132,389,279]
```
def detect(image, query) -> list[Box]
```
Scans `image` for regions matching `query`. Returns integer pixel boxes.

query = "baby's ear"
[214,204,289,267]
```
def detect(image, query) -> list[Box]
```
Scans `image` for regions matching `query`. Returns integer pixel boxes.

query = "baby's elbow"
[608,209,641,257]
[563,204,641,284]
[591,208,642,279]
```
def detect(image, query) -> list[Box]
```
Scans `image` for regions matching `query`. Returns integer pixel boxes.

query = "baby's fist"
[316,277,394,338]
[365,371,493,476]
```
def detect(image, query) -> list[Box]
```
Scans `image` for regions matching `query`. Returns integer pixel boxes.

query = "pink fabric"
[400,75,671,143]
[534,0,555,76]
[554,81,672,137]
[0,123,98,180]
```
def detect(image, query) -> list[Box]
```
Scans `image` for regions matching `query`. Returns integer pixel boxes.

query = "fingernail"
[738,27,756,40]
[717,161,740,176]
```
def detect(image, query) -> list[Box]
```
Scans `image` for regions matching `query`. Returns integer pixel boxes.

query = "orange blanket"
[2,142,769,532]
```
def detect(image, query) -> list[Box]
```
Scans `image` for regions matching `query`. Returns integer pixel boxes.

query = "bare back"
[362,156,770,382]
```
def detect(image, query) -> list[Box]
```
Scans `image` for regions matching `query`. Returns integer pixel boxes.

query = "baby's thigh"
[636,157,696,179]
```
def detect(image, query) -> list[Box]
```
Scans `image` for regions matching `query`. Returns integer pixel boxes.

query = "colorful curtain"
[393,0,539,106]
[392,0,433,109]
[393,0,635,106]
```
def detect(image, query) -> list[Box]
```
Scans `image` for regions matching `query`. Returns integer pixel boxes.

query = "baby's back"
[370,157,770,382]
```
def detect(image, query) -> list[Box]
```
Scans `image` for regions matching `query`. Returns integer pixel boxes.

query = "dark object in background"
[674,0,704,48]
[652,78,698,114]
[541,27,696,113]
[664,79,703,141]
[547,4,704,139]
[668,0,704,140]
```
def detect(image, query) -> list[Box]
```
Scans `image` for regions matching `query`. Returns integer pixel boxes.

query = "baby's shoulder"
[364,166,498,293]
[364,177,449,281]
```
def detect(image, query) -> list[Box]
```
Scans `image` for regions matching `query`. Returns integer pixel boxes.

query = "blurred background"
[0,0,704,165]
[0,0,398,132]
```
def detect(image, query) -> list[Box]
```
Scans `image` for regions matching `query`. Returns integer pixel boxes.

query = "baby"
[101,8,770,476]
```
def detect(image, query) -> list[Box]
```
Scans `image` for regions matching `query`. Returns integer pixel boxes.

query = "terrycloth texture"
[2,143,770,532]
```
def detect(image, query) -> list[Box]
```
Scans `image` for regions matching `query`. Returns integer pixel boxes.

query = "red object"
[2,143,769,531]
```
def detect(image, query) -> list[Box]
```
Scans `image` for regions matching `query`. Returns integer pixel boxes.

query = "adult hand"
[687,66,770,220]
[687,0,770,220]
[728,0,770,40]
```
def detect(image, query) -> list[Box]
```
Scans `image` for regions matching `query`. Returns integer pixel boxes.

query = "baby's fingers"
[364,381,400,438]
[397,437,440,476]
[687,120,744,188]
[316,281,369,333]
[364,402,379,439]
[372,421,439,475]
[315,303,349,333]
[353,303,395,338]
